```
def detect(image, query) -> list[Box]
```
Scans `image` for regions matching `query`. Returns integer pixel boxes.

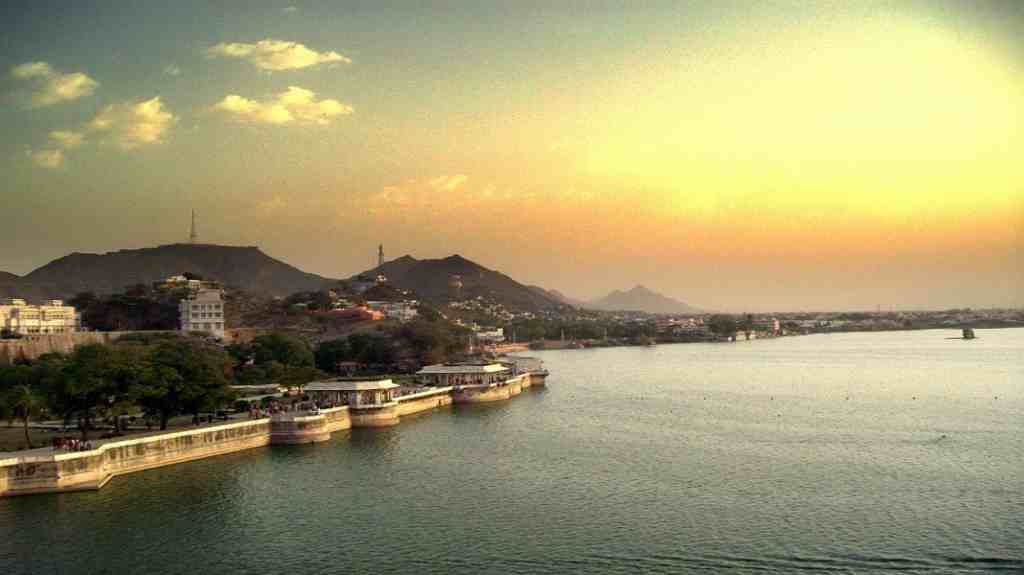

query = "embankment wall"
[0,419,271,496]
[0,332,151,364]
[1,371,547,497]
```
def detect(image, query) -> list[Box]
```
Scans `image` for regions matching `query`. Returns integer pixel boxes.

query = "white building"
[366,300,419,322]
[0,298,80,335]
[179,289,225,339]
[416,363,512,387]
[474,326,505,343]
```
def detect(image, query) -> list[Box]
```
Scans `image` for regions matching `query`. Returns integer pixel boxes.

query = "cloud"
[429,174,469,192]
[367,175,481,218]
[255,195,288,214]
[283,6,298,14]
[10,61,98,107]
[207,39,350,71]
[27,149,64,169]
[214,86,353,126]
[11,62,52,78]
[49,130,85,149]
[163,64,182,76]
[88,96,176,149]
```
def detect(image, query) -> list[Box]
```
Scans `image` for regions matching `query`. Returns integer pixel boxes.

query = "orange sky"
[2,1,1022,310]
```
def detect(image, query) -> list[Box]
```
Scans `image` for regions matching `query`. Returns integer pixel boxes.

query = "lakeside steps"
[0,358,547,497]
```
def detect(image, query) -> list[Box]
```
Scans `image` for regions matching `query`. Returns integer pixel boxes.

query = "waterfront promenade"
[0,370,546,497]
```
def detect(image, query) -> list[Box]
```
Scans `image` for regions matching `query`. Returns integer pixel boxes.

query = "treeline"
[0,320,469,450]
[314,319,469,373]
[502,318,658,342]
[502,314,759,342]
[0,334,235,447]
[0,332,328,449]
[70,290,183,332]
[227,333,324,388]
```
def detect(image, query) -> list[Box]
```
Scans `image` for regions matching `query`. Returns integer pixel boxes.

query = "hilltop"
[1,244,336,301]
[354,255,565,312]
[588,285,701,314]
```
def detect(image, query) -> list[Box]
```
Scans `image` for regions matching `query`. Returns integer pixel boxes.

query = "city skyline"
[2,1,1022,311]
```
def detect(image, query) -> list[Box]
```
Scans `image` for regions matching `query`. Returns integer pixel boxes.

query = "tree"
[9,384,43,449]
[58,344,123,439]
[707,315,739,337]
[237,333,322,389]
[69,291,98,312]
[347,333,394,365]
[0,364,33,425]
[249,334,314,368]
[415,303,443,322]
[138,338,235,429]
[315,339,351,373]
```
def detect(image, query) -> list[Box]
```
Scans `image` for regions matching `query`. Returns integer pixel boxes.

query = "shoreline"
[0,371,547,497]
[533,324,1023,351]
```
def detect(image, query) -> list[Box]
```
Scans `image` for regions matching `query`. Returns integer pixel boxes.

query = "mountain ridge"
[354,255,565,311]
[588,284,701,314]
[1,244,336,301]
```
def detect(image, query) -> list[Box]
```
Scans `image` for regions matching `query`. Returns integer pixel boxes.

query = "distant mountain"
[354,255,565,311]
[588,285,701,314]
[0,244,336,301]
[0,272,18,298]
[528,285,587,308]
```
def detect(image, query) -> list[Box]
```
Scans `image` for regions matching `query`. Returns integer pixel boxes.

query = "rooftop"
[416,363,510,374]
[305,379,398,392]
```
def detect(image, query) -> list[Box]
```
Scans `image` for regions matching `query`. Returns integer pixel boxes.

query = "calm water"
[2,329,1022,574]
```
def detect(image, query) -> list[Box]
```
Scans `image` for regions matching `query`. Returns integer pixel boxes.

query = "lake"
[2,329,1021,574]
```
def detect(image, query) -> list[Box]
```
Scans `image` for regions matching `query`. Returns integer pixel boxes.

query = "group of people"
[246,400,331,419]
[52,437,93,452]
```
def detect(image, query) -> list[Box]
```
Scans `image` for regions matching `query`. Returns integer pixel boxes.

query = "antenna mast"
[189,210,198,244]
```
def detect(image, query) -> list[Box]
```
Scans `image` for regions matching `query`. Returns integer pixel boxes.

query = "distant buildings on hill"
[154,274,221,293]
[0,298,81,336]
[366,300,419,322]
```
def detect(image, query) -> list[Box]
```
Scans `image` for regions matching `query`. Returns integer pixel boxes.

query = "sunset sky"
[2,1,1021,311]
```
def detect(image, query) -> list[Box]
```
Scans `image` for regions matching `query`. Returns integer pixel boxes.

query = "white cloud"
[163,64,182,76]
[10,61,98,107]
[27,149,64,169]
[88,96,176,149]
[256,195,288,214]
[429,174,469,192]
[49,130,85,149]
[11,62,52,78]
[214,86,353,126]
[206,39,350,71]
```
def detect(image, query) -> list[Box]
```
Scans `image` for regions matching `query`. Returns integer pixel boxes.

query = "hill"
[589,285,701,314]
[0,271,18,282]
[1,244,335,301]
[528,285,587,308]
[354,255,565,311]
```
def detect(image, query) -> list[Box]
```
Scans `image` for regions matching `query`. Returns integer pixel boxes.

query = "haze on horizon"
[1,1,1021,313]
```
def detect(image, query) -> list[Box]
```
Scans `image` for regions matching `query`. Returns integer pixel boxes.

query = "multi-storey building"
[178,289,226,339]
[0,299,80,335]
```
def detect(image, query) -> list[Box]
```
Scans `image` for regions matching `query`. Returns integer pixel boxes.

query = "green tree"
[57,344,124,439]
[249,334,314,368]
[0,364,33,425]
[138,338,235,429]
[8,384,43,448]
[315,339,351,373]
[707,315,739,337]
